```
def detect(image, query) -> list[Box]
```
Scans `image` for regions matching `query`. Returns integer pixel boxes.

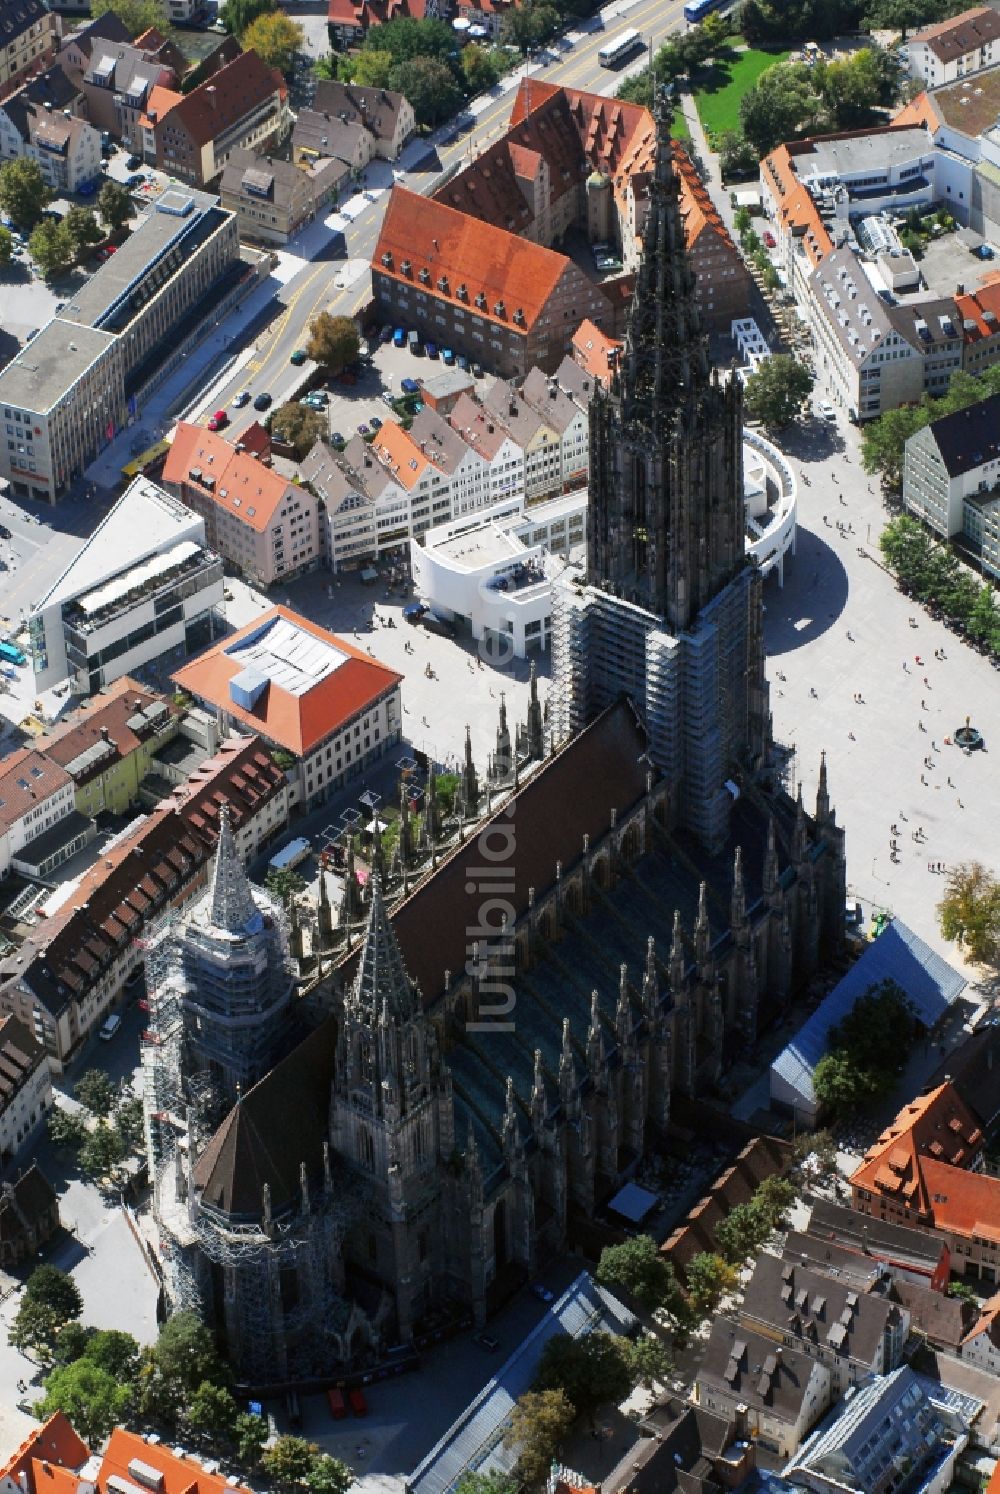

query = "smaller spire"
[816,749,832,826]
[695,881,710,964]
[642,935,658,1015]
[616,965,632,1049]
[794,784,810,859]
[730,847,746,930]
[558,1017,577,1105]
[669,910,685,993]
[208,804,258,934]
[587,990,605,1073]
[763,816,779,896]
[502,1074,521,1156]
[531,1048,547,1131]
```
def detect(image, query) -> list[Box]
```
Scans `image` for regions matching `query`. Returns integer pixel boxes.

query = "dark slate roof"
[741,1253,903,1371]
[0,1163,57,1244]
[697,1318,822,1425]
[890,1278,975,1350]
[336,698,651,1005]
[0,0,49,46]
[193,1018,337,1220]
[927,1023,1000,1132]
[806,1195,947,1273]
[926,391,1000,477]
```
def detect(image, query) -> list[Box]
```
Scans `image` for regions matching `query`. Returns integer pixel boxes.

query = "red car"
[763,230,777,249]
[348,1388,368,1417]
[207,410,228,431]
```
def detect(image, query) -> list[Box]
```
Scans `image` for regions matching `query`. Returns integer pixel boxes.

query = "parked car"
[232,391,251,407]
[357,423,371,436]
[393,327,406,347]
[400,377,420,395]
[253,392,272,411]
[99,1013,122,1042]
[369,415,382,430]
[331,431,345,448]
[426,342,439,359]
[763,230,777,248]
[380,324,394,343]
[126,153,142,170]
[207,409,228,430]
[816,401,837,422]
[442,348,455,365]
[289,348,307,365]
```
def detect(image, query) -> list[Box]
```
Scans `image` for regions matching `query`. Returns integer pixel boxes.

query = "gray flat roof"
[61,187,220,330]
[0,319,117,414]
[801,128,932,183]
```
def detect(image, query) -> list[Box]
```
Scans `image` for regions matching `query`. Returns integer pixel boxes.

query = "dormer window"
[513,307,526,326]
[437,275,449,292]
[457,283,468,301]
[418,267,430,284]
[401,258,412,275]
[475,291,487,309]
[494,300,506,318]
[381,251,393,267]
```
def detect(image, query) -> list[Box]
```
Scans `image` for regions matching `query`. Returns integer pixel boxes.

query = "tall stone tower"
[330,874,458,1341]
[177,807,293,1100]
[551,87,771,851]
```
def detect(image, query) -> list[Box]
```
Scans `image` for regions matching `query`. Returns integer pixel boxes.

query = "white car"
[816,401,837,422]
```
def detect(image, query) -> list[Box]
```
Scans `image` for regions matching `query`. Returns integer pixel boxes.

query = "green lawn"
[671,106,690,144]
[694,44,791,144]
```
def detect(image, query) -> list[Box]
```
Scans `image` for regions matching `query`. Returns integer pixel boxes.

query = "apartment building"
[570,320,622,388]
[696,1321,831,1459]
[311,79,414,160]
[671,143,753,330]
[220,147,346,244]
[163,422,321,584]
[809,247,925,420]
[521,366,589,492]
[30,476,224,695]
[446,393,525,503]
[739,1253,909,1393]
[34,676,180,818]
[0,71,101,193]
[56,11,130,85]
[0,735,289,1069]
[80,37,178,150]
[0,187,240,502]
[0,0,59,102]
[172,606,403,810]
[961,1294,1000,1374]
[148,50,289,187]
[903,392,1000,567]
[0,1015,52,1164]
[0,749,78,881]
[906,6,1000,86]
[804,1197,951,1293]
[851,1083,1000,1283]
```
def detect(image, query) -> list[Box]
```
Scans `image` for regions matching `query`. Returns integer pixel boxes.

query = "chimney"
[100,726,110,741]
[734,1404,748,1440]
[206,85,217,108]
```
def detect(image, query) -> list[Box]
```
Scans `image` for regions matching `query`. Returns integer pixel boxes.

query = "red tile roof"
[163,422,294,534]
[172,604,402,756]
[571,318,621,387]
[0,749,72,836]
[850,1082,984,1215]
[919,1156,1000,1240]
[955,279,1000,344]
[0,1415,89,1491]
[158,49,285,150]
[35,676,177,780]
[99,1431,253,1494]
[374,186,568,335]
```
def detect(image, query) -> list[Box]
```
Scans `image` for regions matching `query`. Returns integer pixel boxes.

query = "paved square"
[764,416,1000,971]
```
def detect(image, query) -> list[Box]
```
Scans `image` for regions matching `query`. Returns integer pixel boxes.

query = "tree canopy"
[535,1331,632,1425]
[596,1233,684,1315]
[138,1311,228,1424]
[743,355,815,428]
[938,862,1000,966]
[99,179,132,233]
[37,1360,133,1444]
[29,219,76,280]
[505,1389,574,1488]
[0,159,51,229]
[500,0,560,53]
[10,1267,84,1362]
[91,0,171,37]
[219,0,274,34]
[813,979,917,1116]
[270,402,327,461]
[75,1068,117,1118]
[242,11,303,73]
[305,311,359,371]
[388,56,463,126]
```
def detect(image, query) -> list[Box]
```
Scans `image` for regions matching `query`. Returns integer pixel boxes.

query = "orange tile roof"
[761,142,834,268]
[893,90,942,130]
[374,186,568,335]
[850,1082,983,1214]
[572,317,621,387]
[955,280,1000,343]
[919,1156,1000,1237]
[962,1289,1000,1349]
[35,676,176,776]
[0,1415,89,1489]
[172,604,402,757]
[368,418,434,490]
[140,81,181,129]
[674,142,739,254]
[99,1431,253,1494]
[163,422,293,533]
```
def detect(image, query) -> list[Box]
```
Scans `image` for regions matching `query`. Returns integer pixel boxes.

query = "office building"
[903,392,1000,580]
[29,476,224,695]
[172,605,403,809]
[219,147,345,244]
[147,49,290,187]
[905,6,1000,87]
[696,1321,831,1458]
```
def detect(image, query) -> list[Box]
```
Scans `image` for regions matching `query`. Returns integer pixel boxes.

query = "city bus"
[598,28,643,66]
[683,0,726,21]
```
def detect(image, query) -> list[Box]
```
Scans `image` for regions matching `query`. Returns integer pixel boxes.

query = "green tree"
[140,1311,227,1423]
[360,14,457,65]
[719,130,759,180]
[91,0,171,36]
[536,1331,631,1426]
[456,1476,521,1494]
[813,980,918,1116]
[262,1436,317,1490]
[305,311,359,371]
[0,158,51,229]
[754,1174,796,1229]
[75,1068,117,1118]
[947,1279,978,1304]
[47,1106,88,1151]
[684,1253,738,1315]
[84,1329,141,1381]
[499,0,559,52]
[10,1267,84,1362]
[624,1334,673,1392]
[30,218,76,278]
[739,63,819,155]
[716,1201,770,1263]
[939,862,1000,966]
[0,226,12,265]
[219,0,274,33]
[743,355,814,427]
[79,1122,127,1183]
[389,55,463,126]
[187,1380,239,1438]
[98,179,133,233]
[861,401,930,488]
[38,1360,133,1445]
[504,1388,574,1488]
[596,1234,683,1314]
[235,1411,269,1466]
[242,10,303,73]
[64,205,102,255]
[114,1094,145,1151]
[349,49,394,88]
[461,42,500,94]
[270,402,328,461]
[53,1322,92,1365]
[265,866,307,905]
[304,1455,354,1494]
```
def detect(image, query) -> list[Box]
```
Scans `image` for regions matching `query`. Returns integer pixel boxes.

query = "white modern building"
[29,476,224,696]
[411,431,797,654]
[905,6,1000,88]
[903,390,1000,578]
[0,749,82,881]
